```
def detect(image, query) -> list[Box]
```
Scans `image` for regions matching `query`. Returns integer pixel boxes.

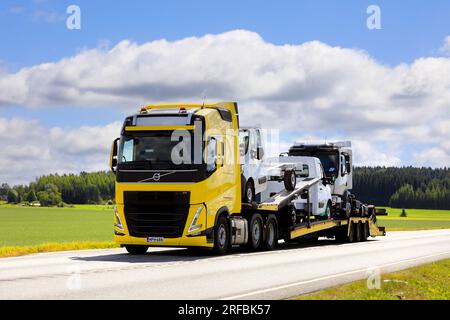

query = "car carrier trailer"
[109,101,386,255]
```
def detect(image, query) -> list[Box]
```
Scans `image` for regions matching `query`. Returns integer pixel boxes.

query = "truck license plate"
[147,237,164,243]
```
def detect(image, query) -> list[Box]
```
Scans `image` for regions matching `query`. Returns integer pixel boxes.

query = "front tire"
[213,215,230,255]
[283,170,296,191]
[125,245,149,255]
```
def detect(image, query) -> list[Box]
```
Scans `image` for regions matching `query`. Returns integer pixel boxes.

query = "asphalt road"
[1,229,449,300]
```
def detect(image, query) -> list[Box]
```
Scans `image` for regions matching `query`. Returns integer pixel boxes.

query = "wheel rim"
[218,224,227,248]
[326,206,331,219]
[291,172,296,186]
[252,220,261,245]
[247,187,253,202]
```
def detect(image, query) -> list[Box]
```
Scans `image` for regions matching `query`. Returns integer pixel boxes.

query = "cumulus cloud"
[0,117,121,185]
[0,30,449,183]
[440,36,450,55]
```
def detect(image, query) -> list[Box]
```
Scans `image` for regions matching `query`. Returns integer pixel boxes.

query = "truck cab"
[288,141,353,217]
[239,127,267,203]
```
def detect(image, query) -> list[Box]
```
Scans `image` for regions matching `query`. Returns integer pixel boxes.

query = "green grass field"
[293,258,450,300]
[377,207,450,231]
[0,204,449,257]
[0,204,114,247]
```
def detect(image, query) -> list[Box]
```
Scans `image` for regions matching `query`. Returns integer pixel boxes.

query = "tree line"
[353,166,450,209]
[0,172,115,206]
[0,167,449,209]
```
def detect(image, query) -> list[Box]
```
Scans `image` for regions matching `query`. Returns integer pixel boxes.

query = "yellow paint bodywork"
[114,102,241,248]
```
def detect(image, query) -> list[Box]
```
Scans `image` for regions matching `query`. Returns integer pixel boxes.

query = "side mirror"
[257,146,264,160]
[110,138,119,173]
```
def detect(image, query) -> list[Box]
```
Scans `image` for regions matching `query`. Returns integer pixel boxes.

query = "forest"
[0,167,449,209]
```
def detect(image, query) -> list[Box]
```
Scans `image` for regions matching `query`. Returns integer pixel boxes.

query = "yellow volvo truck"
[110,101,386,255]
[110,102,242,254]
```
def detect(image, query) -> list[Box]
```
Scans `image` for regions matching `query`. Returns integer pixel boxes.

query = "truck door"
[317,162,331,216]
[250,129,267,195]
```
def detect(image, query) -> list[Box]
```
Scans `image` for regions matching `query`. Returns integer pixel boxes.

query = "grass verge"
[0,241,119,258]
[293,258,450,300]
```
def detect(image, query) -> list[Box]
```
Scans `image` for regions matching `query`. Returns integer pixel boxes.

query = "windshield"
[289,150,339,176]
[118,131,195,166]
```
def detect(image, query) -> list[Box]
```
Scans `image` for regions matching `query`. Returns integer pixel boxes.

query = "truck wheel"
[361,222,369,241]
[213,215,230,255]
[243,181,255,204]
[354,221,362,242]
[247,214,264,250]
[342,193,351,219]
[283,170,296,191]
[348,222,356,243]
[125,245,149,255]
[263,215,278,251]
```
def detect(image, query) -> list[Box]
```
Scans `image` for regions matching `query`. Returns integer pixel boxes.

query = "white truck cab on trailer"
[288,141,354,217]
[239,127,267,203]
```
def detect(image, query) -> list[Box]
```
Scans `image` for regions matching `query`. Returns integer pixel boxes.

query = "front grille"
[124,191,190,238]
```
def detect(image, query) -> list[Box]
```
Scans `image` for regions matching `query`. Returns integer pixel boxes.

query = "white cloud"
[0,117,121,185]
[440,36,450,55]
[414,147,450,168]
[0,30,449,183]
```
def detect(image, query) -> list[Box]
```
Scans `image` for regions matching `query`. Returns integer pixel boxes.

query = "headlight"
[114,205,124,232]
[188,204,204,233]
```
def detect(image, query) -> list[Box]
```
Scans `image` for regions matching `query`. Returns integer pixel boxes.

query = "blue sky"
[0,1,449,184]
[1,0,449,126]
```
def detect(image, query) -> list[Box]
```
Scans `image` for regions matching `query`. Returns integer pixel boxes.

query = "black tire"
[247,213,264,250]
[342,192,352,219]
[213,215,230,255]
[361,222,369,241]
[354,221,362,242]
[263,215,278,251]
[243,181,255,204]
[348,222,356,243]
[283,170,296,191]
[125,245,149,255]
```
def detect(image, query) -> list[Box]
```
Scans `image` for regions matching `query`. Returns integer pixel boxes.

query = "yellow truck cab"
[110,102,241,254]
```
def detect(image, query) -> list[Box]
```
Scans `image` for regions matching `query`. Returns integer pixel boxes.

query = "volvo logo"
[152,173,161,181]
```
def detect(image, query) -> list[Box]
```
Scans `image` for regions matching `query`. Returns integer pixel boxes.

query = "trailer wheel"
[361,222,369,241]
[348,222,356,243]
[263,215,278,251]
[125,245,149,255]
[283,170,296,191]
[246,214,264,250]
[354,222,362,242]
[213,215,230,255]
[243,181,255,204]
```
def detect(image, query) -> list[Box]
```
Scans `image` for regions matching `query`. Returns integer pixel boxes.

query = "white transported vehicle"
[261,156,333,220]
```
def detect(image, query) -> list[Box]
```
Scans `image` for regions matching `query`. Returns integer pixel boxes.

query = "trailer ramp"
[256,178,320,211]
